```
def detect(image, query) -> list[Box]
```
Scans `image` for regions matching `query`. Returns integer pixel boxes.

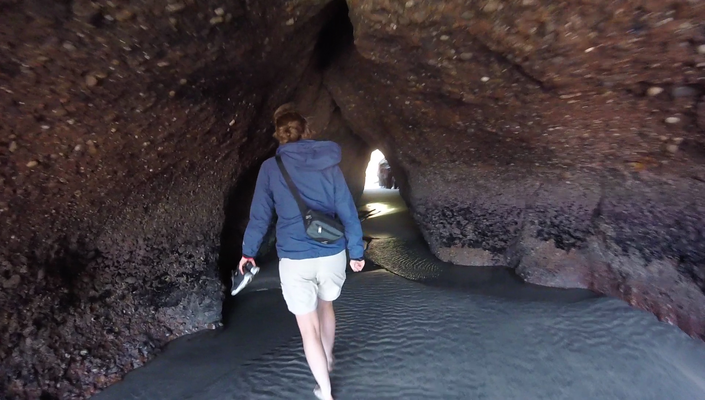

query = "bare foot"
[314,385,334,400]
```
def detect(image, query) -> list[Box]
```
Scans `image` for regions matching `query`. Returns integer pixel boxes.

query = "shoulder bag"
[275,155,345,244]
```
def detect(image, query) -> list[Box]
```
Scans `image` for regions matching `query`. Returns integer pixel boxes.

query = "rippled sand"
[94,189,705,400]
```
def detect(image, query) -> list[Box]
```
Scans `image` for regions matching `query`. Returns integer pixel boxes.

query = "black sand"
[93,189,705,400]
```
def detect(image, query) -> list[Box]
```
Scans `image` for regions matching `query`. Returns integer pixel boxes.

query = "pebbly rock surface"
[0,0,344,398]
[324,0,705,339]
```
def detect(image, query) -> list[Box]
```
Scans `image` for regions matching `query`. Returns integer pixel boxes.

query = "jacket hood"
[276,140,342,170]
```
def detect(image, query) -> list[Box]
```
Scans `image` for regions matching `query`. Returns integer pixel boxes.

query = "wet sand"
[94,189,705,400]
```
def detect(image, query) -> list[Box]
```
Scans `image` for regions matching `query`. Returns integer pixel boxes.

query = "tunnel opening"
[364,149,398,190]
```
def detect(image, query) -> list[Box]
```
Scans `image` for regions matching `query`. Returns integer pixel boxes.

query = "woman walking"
[239,105,365,400]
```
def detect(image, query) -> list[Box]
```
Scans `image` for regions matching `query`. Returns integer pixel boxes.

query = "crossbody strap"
[275,155,309,218]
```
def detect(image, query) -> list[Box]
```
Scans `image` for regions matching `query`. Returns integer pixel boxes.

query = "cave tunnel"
[2,0,705,398]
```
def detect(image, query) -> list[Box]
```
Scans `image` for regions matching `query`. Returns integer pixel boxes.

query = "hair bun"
[273,107,308,144]
[273,103,297,122]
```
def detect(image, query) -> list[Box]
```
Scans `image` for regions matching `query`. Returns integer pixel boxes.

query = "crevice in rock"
[218,150,276,325]
[677,257,705,296]
[216,0,371,324]
[312,0,354,71]
[505,183,544,270]
[473,40,549,92]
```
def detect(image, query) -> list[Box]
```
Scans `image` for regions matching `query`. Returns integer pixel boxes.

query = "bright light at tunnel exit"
[365,149,386,189]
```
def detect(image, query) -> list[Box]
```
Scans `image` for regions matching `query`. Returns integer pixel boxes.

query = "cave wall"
[323,0,705,338]
[0,0,343,398]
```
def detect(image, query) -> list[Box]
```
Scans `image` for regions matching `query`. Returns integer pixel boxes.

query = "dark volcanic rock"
[0,0,347,398]
[322,0,705,339]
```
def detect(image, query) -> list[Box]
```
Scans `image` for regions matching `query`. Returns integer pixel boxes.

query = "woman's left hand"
[350,259,365,272]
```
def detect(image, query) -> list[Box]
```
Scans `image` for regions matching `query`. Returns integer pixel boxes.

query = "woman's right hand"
[350,259,365,272]
[239,257,256,275]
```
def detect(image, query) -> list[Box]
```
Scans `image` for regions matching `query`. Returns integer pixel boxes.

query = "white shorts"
[279,250,347,315]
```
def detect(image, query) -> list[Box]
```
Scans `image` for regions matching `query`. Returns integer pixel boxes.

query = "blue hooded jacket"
[242,140,365,261]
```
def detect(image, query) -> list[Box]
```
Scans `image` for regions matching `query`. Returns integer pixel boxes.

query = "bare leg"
[296,311,334,400]
[317,300,336,371]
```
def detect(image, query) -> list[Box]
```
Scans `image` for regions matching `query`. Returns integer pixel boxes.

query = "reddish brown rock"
[323,0,705,341]
[0,0,347,398]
